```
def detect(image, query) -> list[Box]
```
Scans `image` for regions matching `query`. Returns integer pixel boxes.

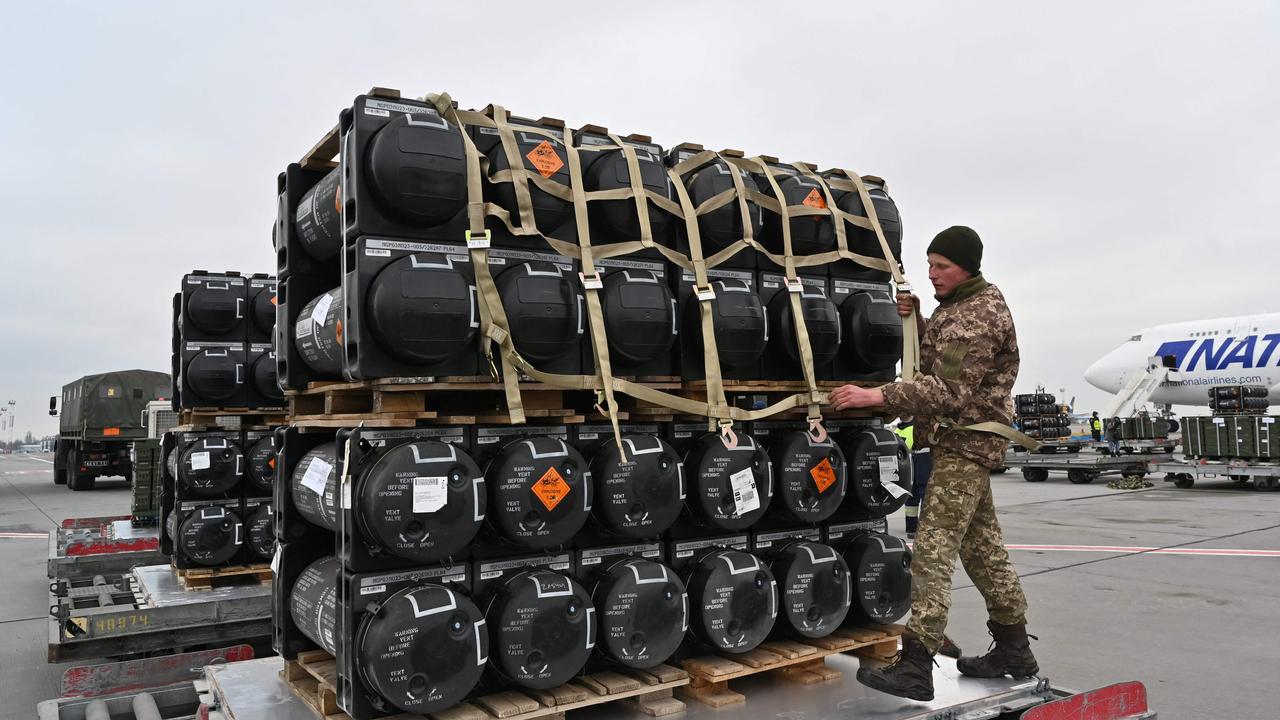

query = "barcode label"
[729,468,760,517]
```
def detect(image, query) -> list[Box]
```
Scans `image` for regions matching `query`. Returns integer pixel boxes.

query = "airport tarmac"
[0,451,1276,720]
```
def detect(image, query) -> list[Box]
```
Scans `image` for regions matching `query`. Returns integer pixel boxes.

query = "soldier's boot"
[938,634,962,659]
[956,621,1039,679]
[855,634,936,701]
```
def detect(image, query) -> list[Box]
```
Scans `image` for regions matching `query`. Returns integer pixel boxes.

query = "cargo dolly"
[1002,450,1161,484]
[199,655,1155,720]
[46,515,165,580]
[47,563,271,662]
[1149,458,1280,490]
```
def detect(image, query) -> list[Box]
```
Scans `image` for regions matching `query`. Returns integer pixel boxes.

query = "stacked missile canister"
[269,88,917,718]
[1015,393,1070,442]
[160,272,282,571]
[1183,386,1277,461]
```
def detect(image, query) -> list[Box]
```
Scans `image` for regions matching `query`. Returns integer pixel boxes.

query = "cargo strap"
[939,419,1041,452]
[424,90,912,450]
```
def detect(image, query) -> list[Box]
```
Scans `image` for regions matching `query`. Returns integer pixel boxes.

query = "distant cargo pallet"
[1150,459,1280,490]
[1002,451,1164,484]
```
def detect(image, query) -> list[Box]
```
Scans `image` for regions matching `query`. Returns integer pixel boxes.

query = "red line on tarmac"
[1005,543,1280,558]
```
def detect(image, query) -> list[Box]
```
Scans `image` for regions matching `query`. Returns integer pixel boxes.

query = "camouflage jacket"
[881,276,1018,469]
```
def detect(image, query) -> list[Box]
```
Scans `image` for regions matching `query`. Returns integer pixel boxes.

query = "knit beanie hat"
[926,226,982,276]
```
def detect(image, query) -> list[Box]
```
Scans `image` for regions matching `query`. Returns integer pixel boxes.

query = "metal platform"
[1003,449,1161,484]
[203,656,1066,720]
[48,564,272,662]
[1150,458,1280,490]
[47,515,165,580]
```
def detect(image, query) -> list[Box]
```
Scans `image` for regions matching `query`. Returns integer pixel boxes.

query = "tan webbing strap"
[490,106,541,235]
[665,158,732,427]
[435,100,527,423]
[750,157,824,428]
[947,420,1041,452]
[564,137,626,460]
[608,133,656,253]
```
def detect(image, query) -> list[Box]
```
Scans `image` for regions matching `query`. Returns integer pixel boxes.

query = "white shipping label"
[190,452,210,471]
[878,456,909,498]
[310,293,333,326]
[729,467,760,517]
[413,476,448,513]
[300,457,332,495]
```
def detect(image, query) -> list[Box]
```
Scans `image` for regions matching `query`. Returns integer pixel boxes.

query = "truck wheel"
[1173,475,1194,489]
[66,449,96,491]
[1023,468,1048,483]
[53,446,68,485]
[1254,476,1270,491]
[1067,469,1095,484]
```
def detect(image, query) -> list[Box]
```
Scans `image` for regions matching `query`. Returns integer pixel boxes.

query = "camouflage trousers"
[906,450,1028,654]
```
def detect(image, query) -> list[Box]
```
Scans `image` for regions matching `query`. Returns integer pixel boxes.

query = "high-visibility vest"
[894,424,914,451]
[1090,417,1102,432]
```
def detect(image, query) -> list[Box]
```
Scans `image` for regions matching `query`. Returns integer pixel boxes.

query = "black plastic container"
[341,238,480,381]
[472,426,591,551]
[165,502,244,568]
[488,246,584,377]
[829,278,901,382]
[758,271,840,381]
[246,343,284,409]
[168,431,245,501]
[752,420,847,525]
[666,144,759,270]
[575,543,687,670]
[472,552,593,691]
[287,555,487,718]
[178,341,247,409]
[474,117,574,240]
[274,426,338,549]
[679,429,773,531]
[754,160,834,272]
[828,177,903,282]
[246,274,277,344]
[572,423,685,541]
[834,427,912,518]
[334,427,485,572]
[180,272,247,343]
[582,256,678,378]
[670,537,776,655]
[276,273,337,391]
[752,529,850,639]
[674,269,766,381]
[243,497,275,562]
[242,429,277,498]
[576,127,675,255]
[829,530,912,625]
[277,163,342,281]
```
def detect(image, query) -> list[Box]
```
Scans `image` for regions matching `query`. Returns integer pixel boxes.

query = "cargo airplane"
[1085,312,1280,405]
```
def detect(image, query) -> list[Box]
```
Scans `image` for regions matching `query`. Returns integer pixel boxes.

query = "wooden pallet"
[282,650,690,720]
[176,563,273,591]
[177,408,288,430]
[677,624,904,708]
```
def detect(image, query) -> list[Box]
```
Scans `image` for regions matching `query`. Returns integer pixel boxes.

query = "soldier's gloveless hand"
[896,292,919,318]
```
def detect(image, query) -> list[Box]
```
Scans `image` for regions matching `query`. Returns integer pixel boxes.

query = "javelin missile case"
[675,270,767,382]
[333,426,485,571]
[754,158,835,273]
[824,520,912,626]
[246,274,277,344]
[758,271,841,381]
[666,144,760,270]
[471,425,592,552]
[575,127,676,256]
[471,551,593,691]
[833,425,913,518]
[752,420,848,526]
[473,115,574,245]
[830,278,902,382]
[571,423,686,542]
[574,542,688,671]
[160,430,247,569]
[669,422,774,532]
[667,534,777,656]
[487,245,585,377]
[281,555,487,718]
[828,176,904,282]
[581,255,679,378]
[751,528,851,640]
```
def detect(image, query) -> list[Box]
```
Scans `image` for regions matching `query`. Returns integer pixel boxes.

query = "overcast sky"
[1,1,1276,438]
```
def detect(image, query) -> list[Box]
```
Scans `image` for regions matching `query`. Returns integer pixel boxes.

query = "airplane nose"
[1084,356,1113,392]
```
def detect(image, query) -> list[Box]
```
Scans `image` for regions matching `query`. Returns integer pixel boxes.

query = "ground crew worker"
[830,226,1038,701]
[893,419,931,539]
[1090,411,1102,442]
[1106,416,1122,455]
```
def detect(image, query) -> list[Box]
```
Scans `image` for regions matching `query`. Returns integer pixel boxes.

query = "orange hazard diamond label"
[526,140,565,178]
[810,458,837,493]
[802,188,827,209]
[532,467,571,511]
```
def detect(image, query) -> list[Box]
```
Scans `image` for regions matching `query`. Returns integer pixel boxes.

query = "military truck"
[50,370,170,491]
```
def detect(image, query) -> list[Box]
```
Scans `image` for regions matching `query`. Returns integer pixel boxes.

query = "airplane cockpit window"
[1128,334,1142,341]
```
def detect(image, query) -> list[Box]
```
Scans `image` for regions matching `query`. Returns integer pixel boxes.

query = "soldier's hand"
[896,292,919,318]
[829,384,886,411]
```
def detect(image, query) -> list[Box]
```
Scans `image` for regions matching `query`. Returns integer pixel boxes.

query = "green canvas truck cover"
[59,370,170,439]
